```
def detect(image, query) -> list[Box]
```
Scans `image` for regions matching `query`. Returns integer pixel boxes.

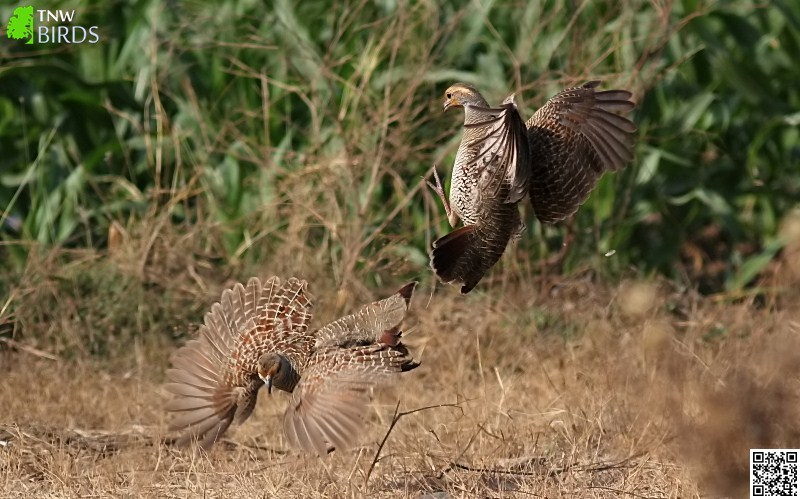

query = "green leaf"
[726,238,784,291]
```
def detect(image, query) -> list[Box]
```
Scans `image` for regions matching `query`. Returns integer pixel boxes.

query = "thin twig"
[364,400,401,487]
[364,401,464,487]
[444,451,646,479]
[588,485,666,499]
[0,337,59,361]
[447,461,545,477]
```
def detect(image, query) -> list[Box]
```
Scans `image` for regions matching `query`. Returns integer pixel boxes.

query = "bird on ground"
[164,276,419,456]
[428,80,637,293]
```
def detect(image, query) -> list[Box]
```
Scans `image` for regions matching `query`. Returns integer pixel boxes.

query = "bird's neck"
[272,361,301,393]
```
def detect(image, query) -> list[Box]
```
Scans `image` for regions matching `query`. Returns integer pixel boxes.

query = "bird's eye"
[446,92,452,99]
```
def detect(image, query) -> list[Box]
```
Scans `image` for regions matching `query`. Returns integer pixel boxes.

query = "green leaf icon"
[7,5,34,45]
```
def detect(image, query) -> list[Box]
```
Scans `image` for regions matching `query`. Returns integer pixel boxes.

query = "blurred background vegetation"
[1,0,799,354]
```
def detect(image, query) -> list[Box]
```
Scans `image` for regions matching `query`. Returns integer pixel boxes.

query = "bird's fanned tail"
[164,278,276,449]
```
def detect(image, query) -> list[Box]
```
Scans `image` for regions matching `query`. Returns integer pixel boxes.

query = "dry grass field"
[3,219,800,498]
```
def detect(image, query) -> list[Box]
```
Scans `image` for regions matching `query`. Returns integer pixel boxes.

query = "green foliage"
[614,0,800,291]
[1,0,798,292]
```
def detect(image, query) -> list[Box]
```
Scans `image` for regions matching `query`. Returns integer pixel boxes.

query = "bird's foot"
[426,166,453,222]
[512,222,526,242]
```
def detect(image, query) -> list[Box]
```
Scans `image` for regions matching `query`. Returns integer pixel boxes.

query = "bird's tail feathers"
[430,225,484,294]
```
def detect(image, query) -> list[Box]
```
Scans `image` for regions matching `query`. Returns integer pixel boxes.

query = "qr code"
[751,449,799,498]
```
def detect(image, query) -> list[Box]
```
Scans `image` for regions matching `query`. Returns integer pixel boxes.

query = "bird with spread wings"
[165,276,419,456]
[428,81,637,293]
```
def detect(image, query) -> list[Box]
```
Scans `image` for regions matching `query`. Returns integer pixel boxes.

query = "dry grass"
[3,227,800,499]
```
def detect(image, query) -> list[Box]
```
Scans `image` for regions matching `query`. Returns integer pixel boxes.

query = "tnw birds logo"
[4,5,100,45]
[6,5,34,45]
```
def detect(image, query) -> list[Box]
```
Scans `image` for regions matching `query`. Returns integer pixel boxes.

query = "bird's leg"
[512,221,527,241]
[426,166,453,223]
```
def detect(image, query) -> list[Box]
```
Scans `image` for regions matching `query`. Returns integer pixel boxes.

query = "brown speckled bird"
[165,276,418,456]
[429,81,636,293]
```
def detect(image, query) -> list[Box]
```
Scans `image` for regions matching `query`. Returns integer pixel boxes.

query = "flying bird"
[165,276,419,456]
[428,80,636,293]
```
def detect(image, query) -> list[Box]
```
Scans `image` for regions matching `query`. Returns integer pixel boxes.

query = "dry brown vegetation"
[3,218,800,498]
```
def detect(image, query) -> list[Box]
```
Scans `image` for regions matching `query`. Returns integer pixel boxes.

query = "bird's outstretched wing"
[283,283,418,456]
[463,96,531,203]
[282,344,418,456]
[527,81,636,223]
[313,282,416,349]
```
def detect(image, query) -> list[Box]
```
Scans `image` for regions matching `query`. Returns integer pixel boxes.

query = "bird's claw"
[426,166,452,221]
[426,166,446,197]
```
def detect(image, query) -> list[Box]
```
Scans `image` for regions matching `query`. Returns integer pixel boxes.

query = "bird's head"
[257,353,295,394]
[443,83,486,112]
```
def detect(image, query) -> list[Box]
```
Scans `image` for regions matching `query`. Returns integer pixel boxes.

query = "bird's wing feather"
[464,97,531,203]
[313,282,415,349]
[527,80,636,223]
[260,277,314,339]
[282,345,416,456]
